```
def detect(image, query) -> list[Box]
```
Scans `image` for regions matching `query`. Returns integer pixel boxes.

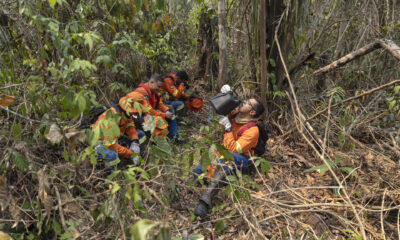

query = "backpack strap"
[237,121,257,137]
[138,83,160,109]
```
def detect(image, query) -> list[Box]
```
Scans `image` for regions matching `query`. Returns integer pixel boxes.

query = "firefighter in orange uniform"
[119,74,177,138]
[161,71,191,113]
[193,86,265,218]
[92,105,144,169]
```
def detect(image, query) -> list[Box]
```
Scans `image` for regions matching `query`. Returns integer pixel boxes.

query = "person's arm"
[124,119,139,141]
[163,78,188,99]
[106,143,132,159]
[157,100,169,113]
[222,127,259,154]
[177,84,189,99]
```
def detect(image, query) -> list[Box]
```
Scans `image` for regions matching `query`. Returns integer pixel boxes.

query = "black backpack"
[78,102,144,130]
[236,121,268,156]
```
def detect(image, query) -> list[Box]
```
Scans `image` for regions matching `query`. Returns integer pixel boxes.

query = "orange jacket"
[222,111,259,157]
[119,83,169,137]
[161,74,189,100]
[120,83,169,118]
[92,107,138,158]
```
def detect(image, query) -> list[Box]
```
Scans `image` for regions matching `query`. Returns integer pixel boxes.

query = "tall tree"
[217,0,227,90]
[260,0,267,107]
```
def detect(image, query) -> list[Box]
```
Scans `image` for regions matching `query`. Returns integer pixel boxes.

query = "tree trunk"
[217,0,227,90]
[260,0,267,107]
[195,10,218,89]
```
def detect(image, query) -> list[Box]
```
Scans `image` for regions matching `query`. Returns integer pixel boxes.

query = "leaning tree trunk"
[217,0,227,90]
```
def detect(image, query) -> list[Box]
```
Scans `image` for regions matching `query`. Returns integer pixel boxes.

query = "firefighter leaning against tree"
[119,74,178,140]
[193,84,266,218]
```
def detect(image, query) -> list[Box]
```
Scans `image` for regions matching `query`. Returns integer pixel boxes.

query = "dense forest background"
[1,0,400,239]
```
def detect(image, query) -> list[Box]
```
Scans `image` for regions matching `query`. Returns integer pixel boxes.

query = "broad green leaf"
[214,220,226,235]
[208,144,217,162]
[200,149,211,173]
[95,55,112,65]
[111,182,120,194]
[188,234,204,240]
[226,175,237,182]
[77,96,87,113]
[11,150,29,172]
[48,0,56,7]
[215,143,233,161]
[154,136,172,155]
[130,220,158,240]
[394,85,400,94]
[11,123,22,140]
[305,159,335,175]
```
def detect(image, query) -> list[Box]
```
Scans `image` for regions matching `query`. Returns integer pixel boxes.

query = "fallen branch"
[313,39,400,75]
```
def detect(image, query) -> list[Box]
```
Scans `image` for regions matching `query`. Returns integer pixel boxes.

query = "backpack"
[79,105,107,129]
[78,102,144,130]
[237,121,268,156]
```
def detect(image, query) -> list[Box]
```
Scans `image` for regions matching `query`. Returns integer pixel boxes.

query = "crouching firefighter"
[120,74,178,139]
[193,96,266,218]
[91,104,146,171]
[161,71,204,114]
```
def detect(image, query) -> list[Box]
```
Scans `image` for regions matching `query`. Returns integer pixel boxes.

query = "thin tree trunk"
[260,0,267,107]
[217,0,227,90]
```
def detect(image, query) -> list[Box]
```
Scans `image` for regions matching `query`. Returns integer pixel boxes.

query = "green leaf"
[215,143,233,162]
[95,55,112,65]
[394,85,400,94]
[305,159,335,175]
[260,160,270,175]
[11,123,22,140]
[226,175,237,182]
[339,167,355,175]
[200,149,211,173]
[214,220,226,235]
[48,0,56,7]
[111,182,120,194]
[11,150,29,172]
[154,136,172,155]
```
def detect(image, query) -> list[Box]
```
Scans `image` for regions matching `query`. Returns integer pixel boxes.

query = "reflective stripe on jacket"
[161,76,189,100]
[222,111,259,157]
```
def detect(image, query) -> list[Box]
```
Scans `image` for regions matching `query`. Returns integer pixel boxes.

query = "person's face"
[239,98,257,117]
[149,79,163,93]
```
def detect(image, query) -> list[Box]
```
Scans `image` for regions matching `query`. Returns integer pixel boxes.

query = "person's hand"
[218,116,232,132]
[129,141,140,154]
[220,84,231,94]
[165,111,174,119]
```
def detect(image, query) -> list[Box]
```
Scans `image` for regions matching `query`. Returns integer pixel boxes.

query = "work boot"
[194,167,225,218]
[194,200,209,218]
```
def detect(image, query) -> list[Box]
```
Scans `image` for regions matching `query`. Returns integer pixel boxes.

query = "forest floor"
[1,91,400,240]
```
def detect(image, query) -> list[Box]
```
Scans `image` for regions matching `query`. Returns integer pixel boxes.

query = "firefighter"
[92,104,145,170]
[119,74,178,139]
[162,70,204,117]
[193,85,265,218]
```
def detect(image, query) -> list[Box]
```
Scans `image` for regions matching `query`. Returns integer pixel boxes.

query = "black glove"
[189,94,199,99]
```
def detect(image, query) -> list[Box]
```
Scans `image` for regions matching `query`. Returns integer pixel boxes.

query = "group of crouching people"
[91,71,265,218]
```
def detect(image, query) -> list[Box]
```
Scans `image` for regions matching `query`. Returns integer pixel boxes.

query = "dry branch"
[313,39,400,75]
